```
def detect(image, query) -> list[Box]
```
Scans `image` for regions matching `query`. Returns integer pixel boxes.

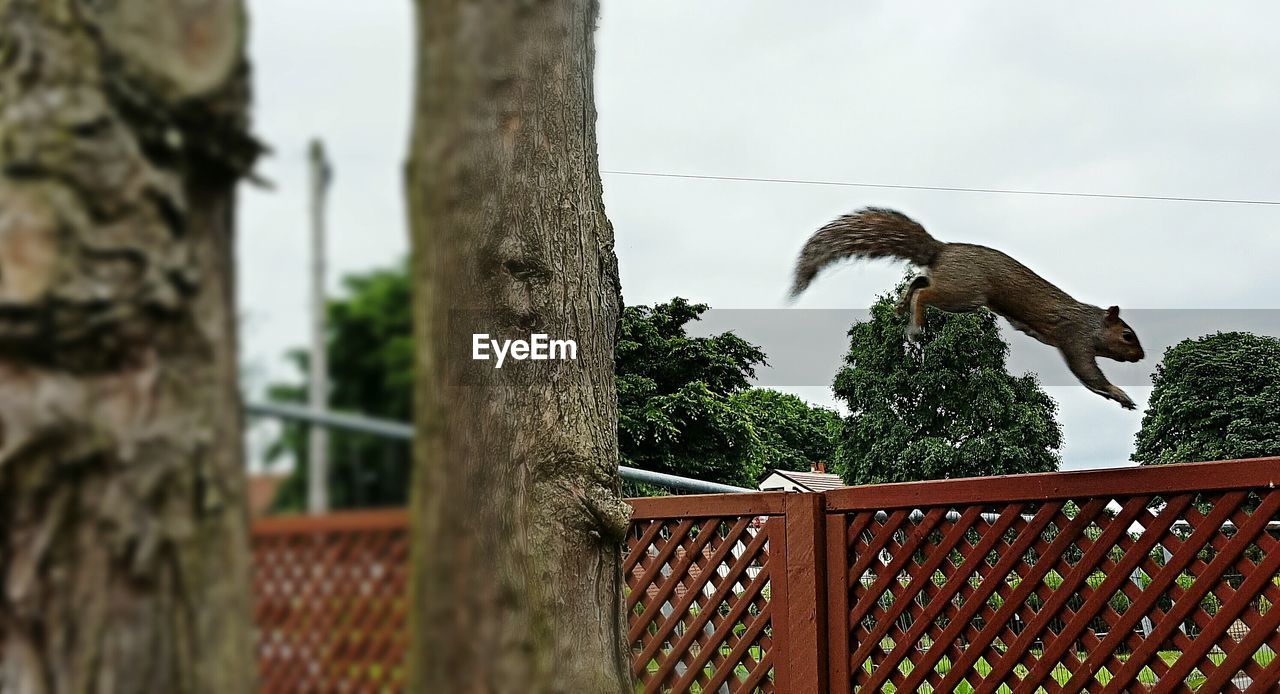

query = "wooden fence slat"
[882,505,1020,692]
[627,492,787,519]
[844,509,910,592]
[767,515,792,693]
[825,512,854,694]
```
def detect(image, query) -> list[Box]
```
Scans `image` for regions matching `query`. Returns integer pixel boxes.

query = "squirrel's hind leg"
[906,284,985,342]
[906,285,935,342]
[896,275,931,316]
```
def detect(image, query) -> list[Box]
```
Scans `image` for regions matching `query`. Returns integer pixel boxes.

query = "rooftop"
[761,469,846,492]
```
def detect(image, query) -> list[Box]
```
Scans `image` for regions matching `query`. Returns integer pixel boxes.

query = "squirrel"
[789,207,1145,409]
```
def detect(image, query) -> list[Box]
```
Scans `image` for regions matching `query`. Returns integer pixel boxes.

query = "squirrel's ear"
[1105,306,1121,323]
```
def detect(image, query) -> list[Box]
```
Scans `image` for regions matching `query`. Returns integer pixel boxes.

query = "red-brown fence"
[822,457,1280,694]
[250,458,1280,693]
[253,510,409,692]
[624,493,827,693]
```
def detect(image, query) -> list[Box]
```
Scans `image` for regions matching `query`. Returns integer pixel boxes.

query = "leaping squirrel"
[790,207,1145,409]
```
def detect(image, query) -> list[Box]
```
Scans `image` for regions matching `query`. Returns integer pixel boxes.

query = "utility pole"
[308,139,332,514]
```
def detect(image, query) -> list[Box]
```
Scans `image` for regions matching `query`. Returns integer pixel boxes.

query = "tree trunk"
[406,0,631,692]
[0,1,259,692]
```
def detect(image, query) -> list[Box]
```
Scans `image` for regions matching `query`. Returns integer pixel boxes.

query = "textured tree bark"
[406,0,632,692]
[0,1,259,692]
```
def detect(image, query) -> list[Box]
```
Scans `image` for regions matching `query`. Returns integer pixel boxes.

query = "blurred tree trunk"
[407,0,631,691]
[0,0,259,691]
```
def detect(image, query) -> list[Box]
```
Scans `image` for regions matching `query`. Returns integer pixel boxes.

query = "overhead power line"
[600,169,1280,207]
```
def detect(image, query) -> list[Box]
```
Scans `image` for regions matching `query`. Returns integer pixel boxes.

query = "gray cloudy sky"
[238,1,1280,471]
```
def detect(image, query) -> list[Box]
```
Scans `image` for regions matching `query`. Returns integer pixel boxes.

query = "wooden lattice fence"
[624,493,827,693]
[246,458,1280,693]
[823,458,1280,693]
[253,510,409,692]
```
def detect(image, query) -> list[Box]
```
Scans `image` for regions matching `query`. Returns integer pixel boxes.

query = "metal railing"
[244,400,752,495]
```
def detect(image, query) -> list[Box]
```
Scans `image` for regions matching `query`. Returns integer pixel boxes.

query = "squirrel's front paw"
[1109,387,1136,410]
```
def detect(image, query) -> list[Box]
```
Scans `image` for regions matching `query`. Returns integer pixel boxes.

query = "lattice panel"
[253,515,409,693]
[837,491,1280,693]
[625,515,779,693]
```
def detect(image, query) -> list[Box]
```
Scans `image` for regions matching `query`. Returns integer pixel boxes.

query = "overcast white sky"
[238,1,1280,471]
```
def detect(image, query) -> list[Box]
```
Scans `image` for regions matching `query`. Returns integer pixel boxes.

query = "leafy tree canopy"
[1132,331,1280,465]
[730,388,840,475]
[617,298,838,488]
[832,284,1062,485]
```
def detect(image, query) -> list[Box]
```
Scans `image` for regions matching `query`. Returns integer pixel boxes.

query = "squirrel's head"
[1096,306,1144,362]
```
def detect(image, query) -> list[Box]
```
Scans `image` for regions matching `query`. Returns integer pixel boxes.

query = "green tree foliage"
[1132,332,1280,465]
[832,286,1062,485]
[730,388,841,474]
[267,262,414,510]
[617,298,838,488]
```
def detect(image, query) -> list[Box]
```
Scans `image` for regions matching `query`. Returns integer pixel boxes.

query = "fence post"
[781,492,829,692]
[826,506,851,693]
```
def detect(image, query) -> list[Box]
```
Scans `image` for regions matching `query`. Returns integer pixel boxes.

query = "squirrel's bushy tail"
[789,207,944,299]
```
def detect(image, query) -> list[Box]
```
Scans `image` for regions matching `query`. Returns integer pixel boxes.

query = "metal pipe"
[615,466,753,495]
[248,401,414,439]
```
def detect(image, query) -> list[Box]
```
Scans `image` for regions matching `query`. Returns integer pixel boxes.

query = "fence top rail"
[822,456,1280,512]
[627,491,789,520]
[252,508,410,536]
